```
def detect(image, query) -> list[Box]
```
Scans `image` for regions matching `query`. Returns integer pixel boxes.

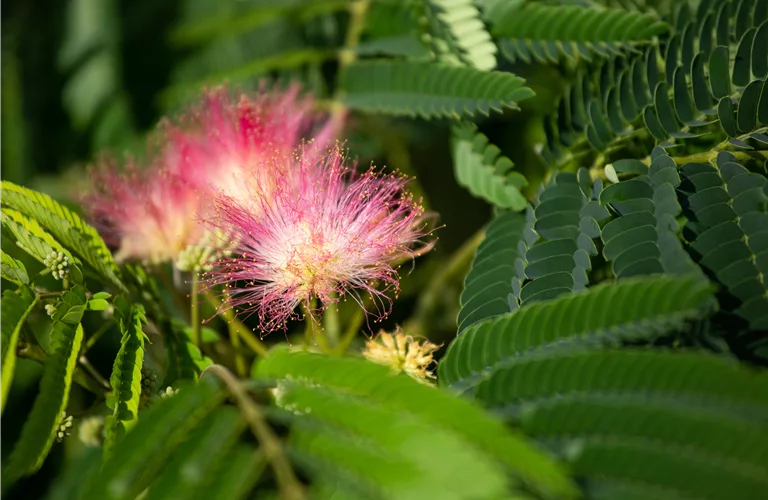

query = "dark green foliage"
[493,3,668,64]
[457,210,532,333]
[341,60,534,119]
[679,152,768,330]
[439,275,714,390]
[519,170,609,304]
[451,122,527,210]
[541,0,768,165]
[600,150,702,278]
[472,349,768,500]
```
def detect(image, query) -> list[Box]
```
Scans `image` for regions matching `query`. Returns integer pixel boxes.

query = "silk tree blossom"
[161,83,341,205]
[205,146,436,333]
[84,157,207,266]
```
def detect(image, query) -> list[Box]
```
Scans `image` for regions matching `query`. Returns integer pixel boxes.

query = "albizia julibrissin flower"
[84,158,206,266]
[204,146,436,332]
[161,83,341,204]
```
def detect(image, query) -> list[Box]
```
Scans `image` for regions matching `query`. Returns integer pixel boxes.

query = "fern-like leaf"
[1,209,79,268]
[80,377,225,499]
[492,3,668,63]
[1,286,87,487]
[255,348,577,499]
[519,170,610,304]
[416,0,497,70]
[451,122,527,210]
[0,286,37,413]
[0,250,29,286]
[341,60,534,119]
[0,181,125,291]
[457,210,534,333]
[600,150,703,278]
[678,152,768,330]
[104,301,149,459]
[144,408,246,500]
[277,379,512,499]
[474,349,768,500]
[438,275,714,390]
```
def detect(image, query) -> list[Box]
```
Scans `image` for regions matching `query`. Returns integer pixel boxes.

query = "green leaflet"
[600,150,703,278]
[678,152,768,330]
[457,210,533,333]
[0,181,125,291]
[194,445,263,500]
[341,60,534,119]
[2,286,87,488]
[144,408,246,500]
[161,319,213,386]
[255,348,577,499]
[0,286,37,413]
[416,0,497,70]
[493,3,668,64]
[540,0,768,164]
[519,170,609,304]
[81,377,225,500]
[438,275,715,390]
[104,303,149,459]
[1,250,29,286]
[1,208,77,265]
[278,380,511,500]
[451,122,527,211]
[474,349,768,500]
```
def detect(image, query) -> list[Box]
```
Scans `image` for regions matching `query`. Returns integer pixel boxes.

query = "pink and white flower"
[84,157,205,265]
[204,146,435,332]
[161,83,340,205]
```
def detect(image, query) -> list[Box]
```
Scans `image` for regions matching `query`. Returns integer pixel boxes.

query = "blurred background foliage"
[1,0,556,337]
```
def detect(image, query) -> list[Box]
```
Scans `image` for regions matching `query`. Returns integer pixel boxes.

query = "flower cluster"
[84,84,335,271]
[204,146,434,332]
[362,327,441,383]
[85,82,435,333]
[44,251,70,280]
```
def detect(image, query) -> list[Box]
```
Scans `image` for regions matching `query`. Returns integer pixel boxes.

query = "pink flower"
[204,146,435,333]
[84,156,205,265]
[161,83,341,204]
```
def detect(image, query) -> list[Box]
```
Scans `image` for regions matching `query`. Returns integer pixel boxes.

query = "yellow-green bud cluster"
[45,303,57,318]
[159,386,178,399]
[44,251,70,280]
[56,411,74,442]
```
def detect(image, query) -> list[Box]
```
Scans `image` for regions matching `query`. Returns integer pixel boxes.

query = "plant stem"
[334,307,365,355]
[668,149,768,165]
[79,355,111,389]
[82,320,113,354]
[204,291,270,358]
[202,365,305,500]
[403,229,485,337]
[18,344,107,397]
[190,272,201,347]
[323,295,340,348]
[331,0,370,115]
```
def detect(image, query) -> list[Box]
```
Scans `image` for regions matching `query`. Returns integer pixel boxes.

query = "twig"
[334,307,365,355]
[190,273,201,347]
[204,291,270,358]
[18,344,108,397]
[79,355,111,389]
[202,365,305,500]
[82,320,113,354]
[403,229,485,337]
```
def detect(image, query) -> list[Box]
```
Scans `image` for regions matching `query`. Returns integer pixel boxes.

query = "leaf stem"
[331,0,370,115]
[82,320,113,354]
[334,306,365,355]
[323,295,340,348]
[190,272,201,347]
[404,228,485,337]
[204,291,270,358]
[202,365,305,500]
[18,344,107,397]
